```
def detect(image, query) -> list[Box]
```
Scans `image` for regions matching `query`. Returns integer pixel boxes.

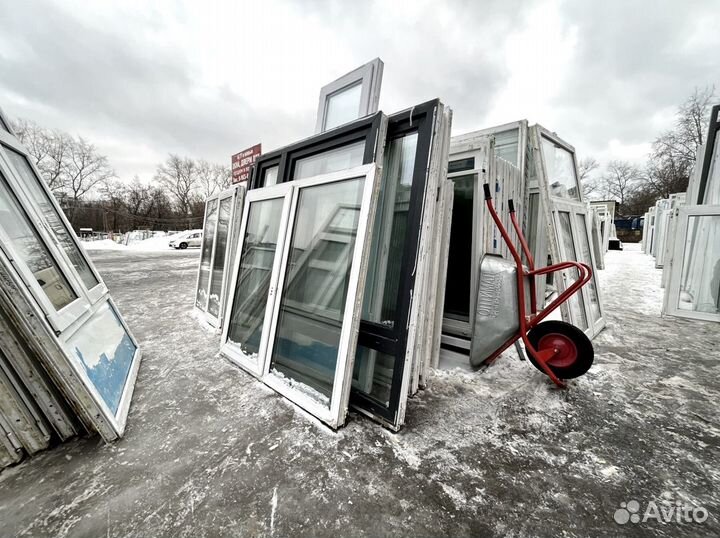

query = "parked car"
[169,231,202,249]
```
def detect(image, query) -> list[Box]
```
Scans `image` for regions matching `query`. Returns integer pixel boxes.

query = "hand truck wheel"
[526,320,594,379]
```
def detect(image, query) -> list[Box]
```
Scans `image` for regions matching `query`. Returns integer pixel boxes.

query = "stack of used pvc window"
[438,120,607,368]
[194,185,246,330]
[661,104,720,323]
[0,108,141,469]
[216,59,454,431]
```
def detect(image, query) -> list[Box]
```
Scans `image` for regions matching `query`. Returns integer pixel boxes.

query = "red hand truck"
[471,184,594,387]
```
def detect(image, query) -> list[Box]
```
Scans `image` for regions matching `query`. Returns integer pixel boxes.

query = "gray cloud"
[0,0,718,180]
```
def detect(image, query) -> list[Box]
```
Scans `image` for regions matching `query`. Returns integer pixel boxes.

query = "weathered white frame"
[551,199,606,336]
[220,182,293,377]
[532,125,605,338]
[222,165,379,428]
[263,165,379,428]
[0,131,109,331]
[194,185,244,329]
[441,148,486,341]
[315,58,384,134]
[0,106,141,441]
[665,205,720,322]
[0,117,107,306]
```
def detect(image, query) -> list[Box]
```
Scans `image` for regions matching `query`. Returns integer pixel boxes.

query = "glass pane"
[678,215,720,314]
[196,199,218,309]
[542,137,580,200]
[208,197,232,317]
[448,157,475,174]
[324,82,362,131]
[264,166,279,187]
[270,178,365,403]
[558,212,588,329]
[362,133,418,326]
[293,141,365,181]
[227,197,285,358]
[4,147,99,290]
[66,302,137,415]
[0,171,77,310]
[574,213,602,323]
[443,173,476,322]
[494,128,520,166]
[352,346,394,406]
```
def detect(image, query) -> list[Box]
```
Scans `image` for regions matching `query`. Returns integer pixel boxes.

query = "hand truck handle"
[483,183,492,200]
[508,199,515,213]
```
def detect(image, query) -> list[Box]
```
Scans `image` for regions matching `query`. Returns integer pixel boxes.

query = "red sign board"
[231,143,262,184]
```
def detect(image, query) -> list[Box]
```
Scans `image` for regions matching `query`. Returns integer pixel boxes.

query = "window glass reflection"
[227,197,285,358]
[196,199,218,308]
[352,345,394,406]
[324,82,362,131]
[4,146,99,290]
[362,133,418,327]
[264,166,279,187]
[678,215,720,314]
[0,171,77,310]
[293,141,365,181]
[542,137,580,200]
[574,213,602,323]
[270,178,364,403]
[558,212,588,329]
[494,128,520,166]
[67,302,137,414]
[208,197,232,317]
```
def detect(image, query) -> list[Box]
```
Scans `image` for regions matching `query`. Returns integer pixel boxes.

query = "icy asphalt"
[0,243,718,537]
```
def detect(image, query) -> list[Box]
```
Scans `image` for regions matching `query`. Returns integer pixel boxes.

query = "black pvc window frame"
[248,100,440,427]
[698,104,720,204]
[250,112,384,190]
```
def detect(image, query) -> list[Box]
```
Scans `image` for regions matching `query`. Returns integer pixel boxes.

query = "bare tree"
[196,160,231,199]
[10,118,72,193]
[578,156,600,198]
[647,86,716,197]
[64,136,115,205]
[601,160,643,210]
[154,154,198,216]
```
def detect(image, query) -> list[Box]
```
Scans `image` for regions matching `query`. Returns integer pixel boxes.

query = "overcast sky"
[1,0,718,182]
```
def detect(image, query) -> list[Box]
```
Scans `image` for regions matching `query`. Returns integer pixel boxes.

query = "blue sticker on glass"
[68,302,137,415]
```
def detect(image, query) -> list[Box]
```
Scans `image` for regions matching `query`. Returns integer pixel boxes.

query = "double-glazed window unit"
[662,104,720,322]
[240,99,451,430]
[222,165,380,427]
[315,58,384,134]
[194,186,245,328]
[531,125,606,339]
[440,122,529,357]
[0,108,141,441]
[665,206,720,322]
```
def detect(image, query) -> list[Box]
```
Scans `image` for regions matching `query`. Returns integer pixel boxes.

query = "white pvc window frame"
[665,205,720,322]
[0,107,141,440]
[194,185,244,329]
[532,125,605,338]
[442,148,485,340]
[551,199,606,337]
[222,164,380,428]
[0,125,108,332]
[315,58,384,134]
[220,182,293,377]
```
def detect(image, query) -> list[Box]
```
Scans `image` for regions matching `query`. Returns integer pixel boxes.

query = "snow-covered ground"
[0,244,718,538]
